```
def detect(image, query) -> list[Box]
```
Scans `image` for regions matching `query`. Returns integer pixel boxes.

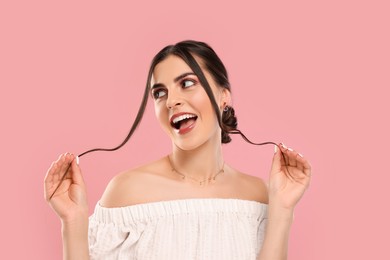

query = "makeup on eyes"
[181,79,196,88]
[151,77,198,100]
[152,88,167,99]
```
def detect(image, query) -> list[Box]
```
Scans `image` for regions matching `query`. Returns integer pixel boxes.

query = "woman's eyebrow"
[151,72,196,89]
[174,72,196,83]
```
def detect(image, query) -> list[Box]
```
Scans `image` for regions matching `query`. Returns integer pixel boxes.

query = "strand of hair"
[229,129,293,179]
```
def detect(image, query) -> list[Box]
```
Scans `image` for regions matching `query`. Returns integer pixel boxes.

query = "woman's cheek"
[155,105,168,129]
[191,91,211,111]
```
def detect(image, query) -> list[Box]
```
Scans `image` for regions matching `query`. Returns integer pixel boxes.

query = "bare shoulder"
[100,158,168,208]
[232,170,269,204]
[99,158,269,207]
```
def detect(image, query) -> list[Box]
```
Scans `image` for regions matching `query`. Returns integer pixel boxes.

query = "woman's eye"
[152,89,167,99]
[182,80,195,88]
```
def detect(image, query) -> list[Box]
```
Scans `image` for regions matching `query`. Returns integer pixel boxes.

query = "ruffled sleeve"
[256,211,268,254]
[88,203,144,260]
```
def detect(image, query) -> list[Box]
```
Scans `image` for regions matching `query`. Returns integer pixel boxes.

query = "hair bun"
[221,106,238,144]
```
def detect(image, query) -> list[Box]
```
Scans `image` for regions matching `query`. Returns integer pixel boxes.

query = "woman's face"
[151,55,229,151]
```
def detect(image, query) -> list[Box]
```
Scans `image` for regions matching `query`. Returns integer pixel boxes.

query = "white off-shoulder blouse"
[88,198,268,260]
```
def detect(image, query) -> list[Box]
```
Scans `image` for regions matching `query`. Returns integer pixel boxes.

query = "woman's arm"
[44,153,90,260]
[257,206,293,260]
[62,216,90,260]
[258,144,311,260]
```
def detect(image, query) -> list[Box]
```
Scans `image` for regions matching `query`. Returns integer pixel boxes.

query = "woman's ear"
[220,88,232,109]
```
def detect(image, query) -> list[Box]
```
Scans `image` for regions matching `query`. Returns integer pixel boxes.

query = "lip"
[177,119,196,135]
[169,112,197,125]
[169,112,198,134]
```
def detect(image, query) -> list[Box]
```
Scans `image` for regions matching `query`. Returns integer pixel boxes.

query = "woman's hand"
[268,144,312,211]
[44,153,88,222]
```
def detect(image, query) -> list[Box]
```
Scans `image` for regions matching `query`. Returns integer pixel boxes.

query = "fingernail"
[76,156,80,165]
[274,145,278,154]
[281,143,287,149]
[298,153,304,157]
[287,148,293,152]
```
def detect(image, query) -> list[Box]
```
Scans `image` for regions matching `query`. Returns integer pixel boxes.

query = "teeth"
[172,114,196,124]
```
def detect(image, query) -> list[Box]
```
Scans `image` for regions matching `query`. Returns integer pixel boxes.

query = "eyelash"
[152,79,197,100]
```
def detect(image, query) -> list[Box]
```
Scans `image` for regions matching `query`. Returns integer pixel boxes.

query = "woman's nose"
[166,91,183,109]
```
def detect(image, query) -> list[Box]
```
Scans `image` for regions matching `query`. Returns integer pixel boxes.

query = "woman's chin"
[165,123,221,152]
[171,135,220,152]
[172,140,202,152]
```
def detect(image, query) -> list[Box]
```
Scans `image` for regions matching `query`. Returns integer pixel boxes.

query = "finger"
[296,153,312,177]
[50,153,68,183]
[270,144,283,173]
[286,147,298,167]
[54,152,67,166]
[279,143,290,166]
[44,161,58,200]
[44,161,57,184]
[45,153,69,186]
[58,153,72,180]
[293,152,304,172]
[57,153,74,185]
[47,153,74,200]
[70,155,85,187]
[278,143,299,180]
[48,164,72,200]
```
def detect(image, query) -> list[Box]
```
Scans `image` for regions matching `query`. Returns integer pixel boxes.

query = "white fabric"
[88,198,268,260]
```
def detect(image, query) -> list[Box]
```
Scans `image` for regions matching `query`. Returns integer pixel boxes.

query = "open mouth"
[170,113,198,130]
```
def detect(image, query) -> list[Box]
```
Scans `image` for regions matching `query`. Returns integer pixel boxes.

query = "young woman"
[44,40,311,260]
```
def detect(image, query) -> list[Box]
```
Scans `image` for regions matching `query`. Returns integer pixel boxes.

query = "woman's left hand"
[268,143,312,210]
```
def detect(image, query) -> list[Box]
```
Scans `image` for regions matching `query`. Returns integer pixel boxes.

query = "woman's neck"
[170,137,224,183]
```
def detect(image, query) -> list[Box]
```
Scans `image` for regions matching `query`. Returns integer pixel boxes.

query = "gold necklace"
[167,155,225,185]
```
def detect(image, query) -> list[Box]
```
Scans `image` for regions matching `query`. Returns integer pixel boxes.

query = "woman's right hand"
[44,153,88,222]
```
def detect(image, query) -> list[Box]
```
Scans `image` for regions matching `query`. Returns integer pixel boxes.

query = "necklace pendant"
[167,155,225,185]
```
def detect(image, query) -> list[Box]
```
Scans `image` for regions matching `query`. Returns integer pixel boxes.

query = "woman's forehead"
[151,55,206,86]
[153,56,191,80]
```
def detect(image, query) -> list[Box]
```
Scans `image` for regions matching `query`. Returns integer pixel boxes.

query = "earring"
[223,106,229,112]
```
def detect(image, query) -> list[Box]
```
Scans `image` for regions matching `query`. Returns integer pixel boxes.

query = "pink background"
[1,0,389,259]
